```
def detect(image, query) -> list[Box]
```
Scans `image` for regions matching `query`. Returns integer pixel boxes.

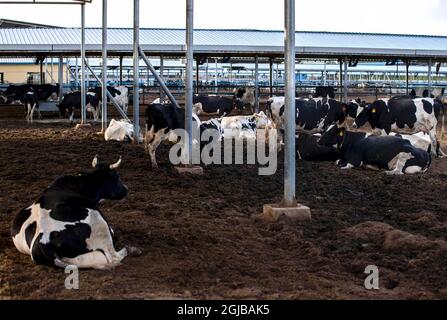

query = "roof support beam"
[133,0,140,143]
[101,0,108,134]
[185,0,194,164]
[80,3,86,124]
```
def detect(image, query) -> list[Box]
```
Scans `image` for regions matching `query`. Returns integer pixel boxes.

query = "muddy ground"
[0,118,446,300]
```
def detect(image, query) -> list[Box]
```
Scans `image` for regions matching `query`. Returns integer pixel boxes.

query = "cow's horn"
[92,155,99,168]
[110,157,122,170]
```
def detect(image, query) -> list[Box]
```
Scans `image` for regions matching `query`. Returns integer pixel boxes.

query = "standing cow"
[11,156,141,269]
[58,91,101,122]
[23,90,41,123]
[353,96,444,156]
[89,86,129,114]
[233,87,257,113]
[193,94,244,116]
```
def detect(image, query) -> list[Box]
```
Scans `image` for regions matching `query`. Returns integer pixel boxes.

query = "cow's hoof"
[126,246,143,257]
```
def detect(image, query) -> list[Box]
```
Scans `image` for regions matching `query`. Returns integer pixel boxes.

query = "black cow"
[4,84,60,104]
[193,94,244,116]
[353,96,444,156]
[144,103,201,168]
[233,87,257,113]
[58,91,101,122]
[11,156,141,269]
[318,125,431,175]
[315,86,336,99]
[296,133,339,161]
[23,90,41,123]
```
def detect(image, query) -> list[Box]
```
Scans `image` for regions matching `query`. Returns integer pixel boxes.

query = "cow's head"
[318,124,345,149]
[344,99,366,119]
[91,155,128,201]
[324,99,346,130]
[353,103,380,129]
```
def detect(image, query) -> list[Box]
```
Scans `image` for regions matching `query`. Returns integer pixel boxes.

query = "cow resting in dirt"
[11,156,141,269]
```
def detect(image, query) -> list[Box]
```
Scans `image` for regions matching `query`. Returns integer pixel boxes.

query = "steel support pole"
[185,0,194,164]
[119,56,123,85]
[269,58,273,97]
[406,62,409,95]
[160,54,164,100]
[343,57,348,103]
[284,0,296,206]
[254,55,259,113]
[101,0,108,133]
[80,3,86,124]
[133,0,140,142]
[339,60,343,101]
[75,57,79,90]
[215,59,218,93]
[58,56,64,100]
[323,61,327,86]
[428,59,432,95]
[196,57,200,94]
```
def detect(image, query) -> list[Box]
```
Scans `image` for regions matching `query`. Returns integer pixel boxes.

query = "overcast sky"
[0,0,446,35]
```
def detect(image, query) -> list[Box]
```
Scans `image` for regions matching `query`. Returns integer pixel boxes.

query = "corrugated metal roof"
[1,28,447,58]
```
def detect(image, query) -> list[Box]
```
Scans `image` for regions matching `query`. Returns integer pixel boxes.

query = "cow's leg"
[57,251,111,269]
[429,128,443,157]
[37,107,42,120]
[30,104,36,123]
[69,110,74,123]
[26,103,32,122]
[145,127,166,169]
[385,152,413,175]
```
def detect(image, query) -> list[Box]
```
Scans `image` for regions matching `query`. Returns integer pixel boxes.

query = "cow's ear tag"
[372,108,376,113]
[339,131,344,137]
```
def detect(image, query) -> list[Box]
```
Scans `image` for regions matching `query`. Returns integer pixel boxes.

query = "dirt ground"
[0,117,447,300]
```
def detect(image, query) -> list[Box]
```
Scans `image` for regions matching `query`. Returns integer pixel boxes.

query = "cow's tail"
[441,103,445,140]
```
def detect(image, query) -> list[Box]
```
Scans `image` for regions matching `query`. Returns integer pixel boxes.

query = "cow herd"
[6,84,447,270]
[0,83,129,123]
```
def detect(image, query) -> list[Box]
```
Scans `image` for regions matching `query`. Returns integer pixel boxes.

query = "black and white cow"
[296,133,339,161]
[58,91,101,122]
[233,87,257,113]
[410,88,445,100]
[11,156,141,269]
[193,94,244,116]
[352,96,444,156]
[89,86,129,114]
[4,84,60,104]
[266,96,346,149]
[144,103,201,168]
[23,90,41,123]
[318,125,431,175]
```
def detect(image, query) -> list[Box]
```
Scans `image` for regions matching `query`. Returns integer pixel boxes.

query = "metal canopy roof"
[0,0,91,4]
[1,28,447,60]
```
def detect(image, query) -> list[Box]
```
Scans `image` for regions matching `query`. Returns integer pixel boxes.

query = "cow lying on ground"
[23,90,41,123]
[193,94,244,116]
[318,125,431,175]
[105,119,134,142]
[219,111,272,140]
[89,86,129,114]
[58,91,101,122]
[296,133,339,161]
[352,96,444,156]
[11,156,141,269]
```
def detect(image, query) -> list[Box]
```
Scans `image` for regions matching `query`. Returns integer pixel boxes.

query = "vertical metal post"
[40,60,44,85]
[205,58,209,86]
[343,57,348,103]
[254,55,259,113]
[101,0,108,133]
[75,57,79,90]
[58,56,64,100]
[196,57,200,94]
[51,56,54,83]
[284,0,296,206]
[406,61,409,95]
[133,0,140,142]
[119,56,124,85]
[160,54,164,100]
[215,58,218,93]
[428,59,432,96]
[185,0,194,164]
[80,3,86,124]
[269,57,273,97]
[339,59,343,101]
[323,61,327,86]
